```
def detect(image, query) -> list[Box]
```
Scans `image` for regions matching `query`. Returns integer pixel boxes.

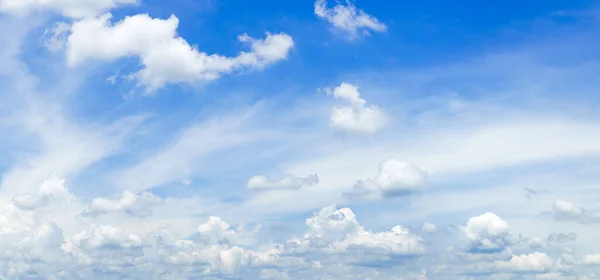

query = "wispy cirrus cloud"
[314,0,386,39]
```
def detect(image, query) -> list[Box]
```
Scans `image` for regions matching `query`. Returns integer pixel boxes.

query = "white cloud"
[0,176,285,278]
[347,159,427,199]
[11,193,47,210]
[43,22,70,52]
[287,205,424,257]
[247,174,319,191]
[0,181,596,279]
[422,222,437,233]
[314,0,386,39]
[327,82,387,134]
[0,97,146,199]
[552,200,584,218]
[163,241,288,276]
[72,225,144,250]
[493,252,554,273]
[11,175,70,210]
[197,216,237,244]
[66,13,295,92]
[4,7,600,278]
[549,200,600,224]
[0,0,138,18]
[81,190,162,217]
[581,254,600,265]
[242,114,600,223]
[151,205,423,277]
[463,212,512,253]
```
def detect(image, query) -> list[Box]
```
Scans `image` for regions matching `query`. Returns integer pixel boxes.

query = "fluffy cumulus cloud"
[65,13,294,92]
[0,0,138,18]
[347,159,427,199]
[314,0,386,39]
[421,212,593,278]
[0,177,599,278]
[463,212,512,253]
[422,222,437,233]
[493,252,554,273]
[549,200,600,224]
[81,190,162,217]
[11,175,71,210]
[551,200,584,219]
[286,205,424,262]
[327,82,388,133]
[247,174,319,191]
[0,178,431,279]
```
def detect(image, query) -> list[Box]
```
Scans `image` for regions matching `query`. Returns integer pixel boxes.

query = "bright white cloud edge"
[62,13,294,93]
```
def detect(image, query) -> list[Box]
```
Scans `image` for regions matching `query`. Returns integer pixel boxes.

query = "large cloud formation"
[347,159,427,199]
[0,176,597,279]
[64,13,294,92]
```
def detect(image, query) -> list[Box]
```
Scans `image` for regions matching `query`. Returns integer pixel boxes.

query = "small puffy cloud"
[547,232,577,243]
[197,216,237,244]
[66,13,295,92]
[247,174,319,191]
[552,200,584,219]
[549,200,600,224]
[81,190,162,217]
[422,222,437,233]
[327,82,388,134]
[347,159,427,199]
[0,0,138,18]
[493,252,554,273]
[314,0,386,39]
[463,212,511,253]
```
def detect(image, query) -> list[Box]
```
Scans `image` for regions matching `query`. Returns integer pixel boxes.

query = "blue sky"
[1,0,600,279]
